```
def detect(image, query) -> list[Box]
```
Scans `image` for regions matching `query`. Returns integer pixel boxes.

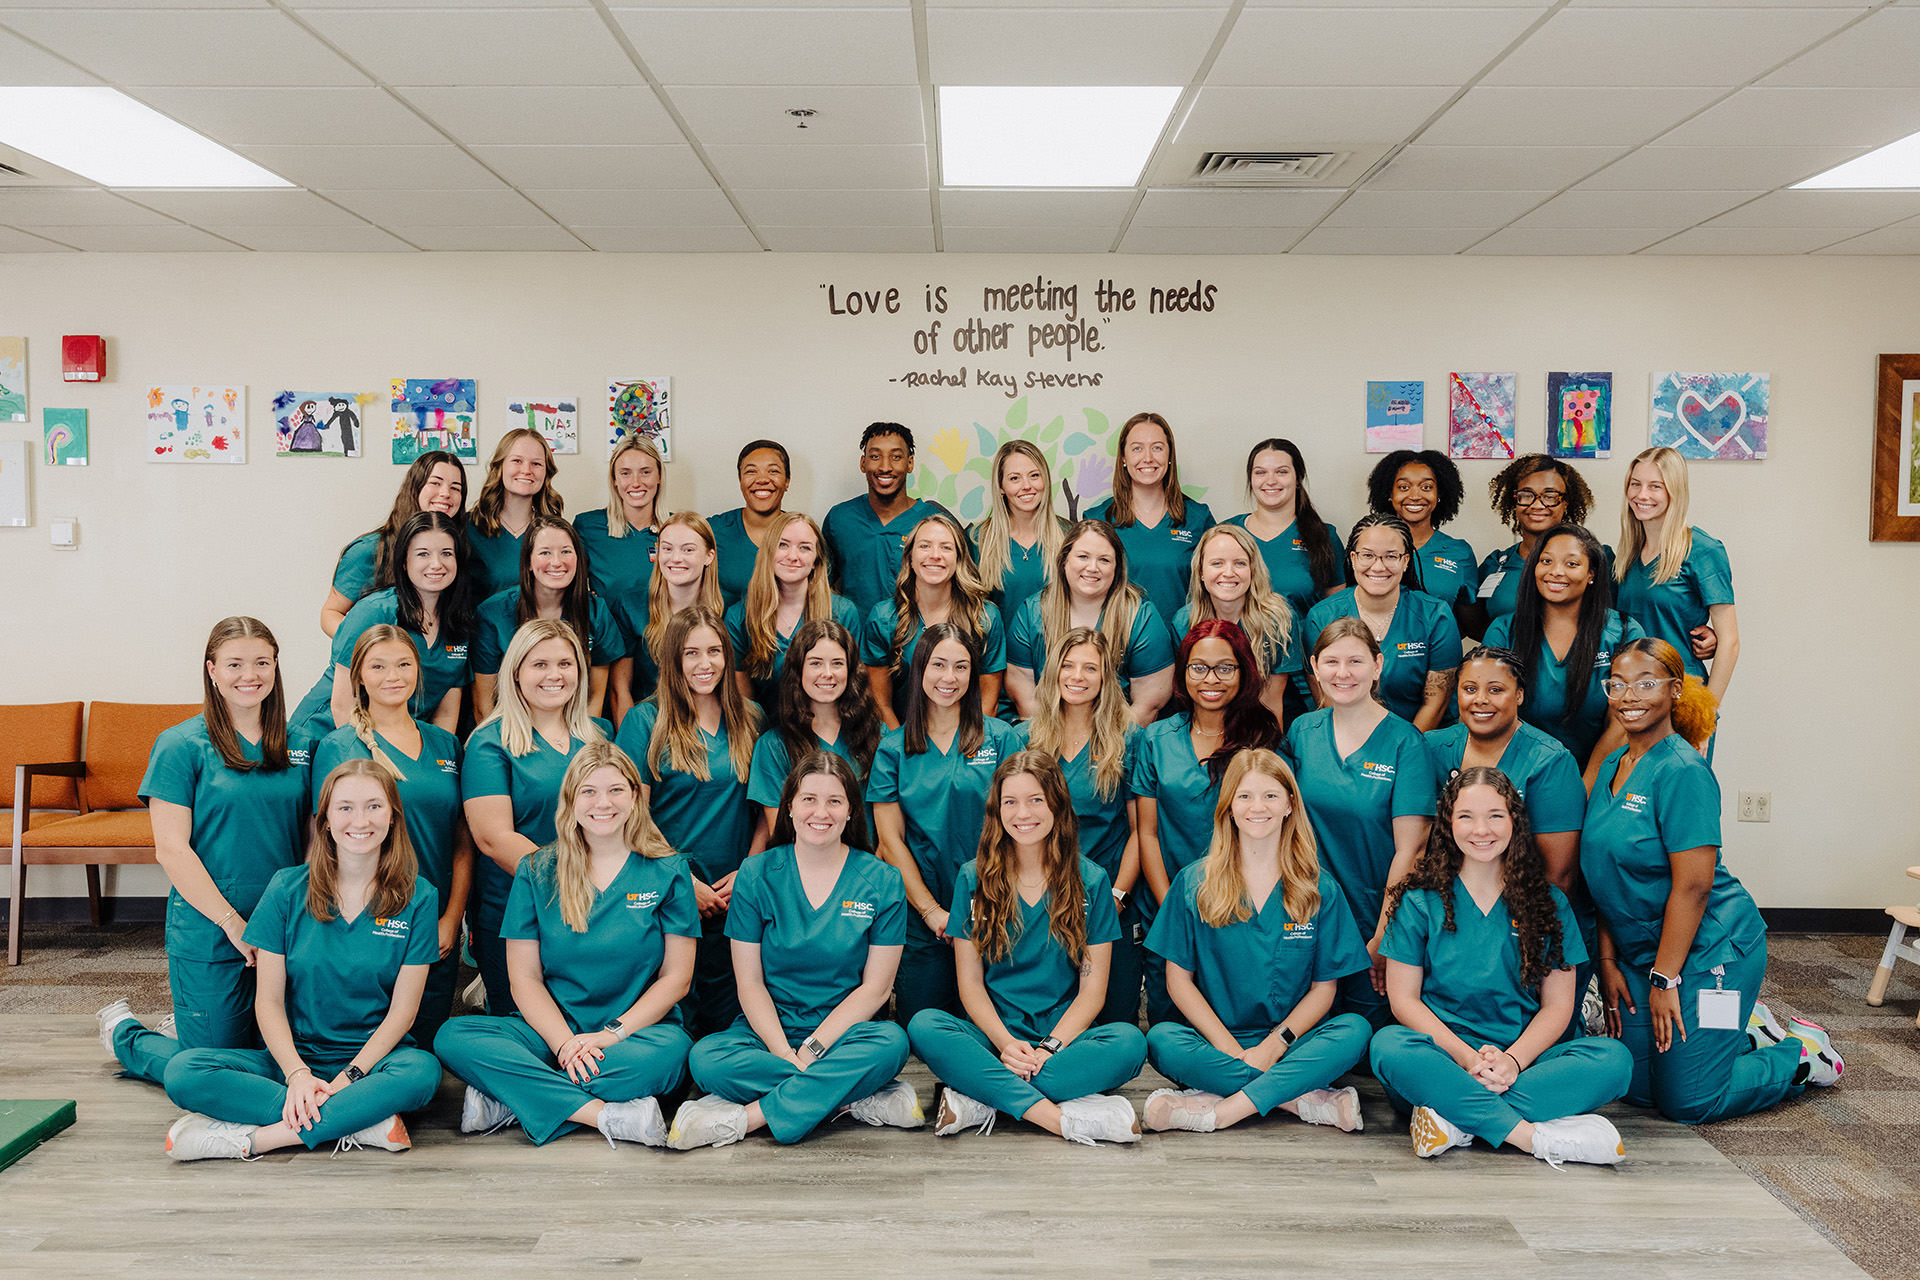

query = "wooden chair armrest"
[12,762,87,829]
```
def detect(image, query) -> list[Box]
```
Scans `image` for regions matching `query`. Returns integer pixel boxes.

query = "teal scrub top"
[860,599,1008,722]
[1171,602,1302,677]
[707,507,760,609]
[1584,734,1763,972]
[1414,529,1479,610]
[1381,881,1585,1048]
[1012,723,1136,882]
[1286,708,1439,935]
[466,524,526,600]
[1223,514,1342,625]
[725,845,907,1038]
[726,593,865,716]
[1006,596,1176,697]
[1423,720,1585,834]
[748,729,862,805]
[969,521,1060,620]
[1126,713,1226,891]
[824,494,953,617]
[1302,588,1464,723]
[1083,495,1215,625]
[140,715,315,962]
[609,592,661,704]
[573,509,657,605]
[1146,862,1369,1042]
[1484,611,1645,765]
[462,716,607,930]
[244,865,439,1060]
[332,532,380,603]
[1614,528,1734,682]
[472,588,627,677]
[289,588,471,738]
[313,721,464,904]
[614,699,759,885]
[500,847,701,1033]
[947,856,1121,1043]
[1476,541,1618,624]
[867,718,1022,923]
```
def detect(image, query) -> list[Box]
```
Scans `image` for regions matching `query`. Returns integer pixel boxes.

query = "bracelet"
[286,1066,313,1081]
[1503,1050,1522,1073]
[214,908,238,929]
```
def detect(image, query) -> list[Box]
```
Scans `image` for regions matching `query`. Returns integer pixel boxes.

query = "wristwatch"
[344,1064,366,1083]
[1278,1027,1297,1048]
[1035,1036,1063,1056]
[801,1035,829,1060]
[1649,968,1682,991]
[602,1020,629,1041]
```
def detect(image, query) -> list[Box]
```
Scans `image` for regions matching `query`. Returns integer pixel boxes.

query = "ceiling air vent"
[1187,151,1350,187]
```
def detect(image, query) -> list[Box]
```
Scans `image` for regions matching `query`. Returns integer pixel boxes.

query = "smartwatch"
[1278,1027,1296,1047]
[1035,1036,1064,1056]
[602,1020,629,1041]
[1648,968,1682,991]
[344,1064,366,1083]
[801,1035,829,1060]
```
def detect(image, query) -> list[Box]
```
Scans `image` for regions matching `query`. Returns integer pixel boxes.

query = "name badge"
[1476,571,1505,600]
[1698,988,1742,1030]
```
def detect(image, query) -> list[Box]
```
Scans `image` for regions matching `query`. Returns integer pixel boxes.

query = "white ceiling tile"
[1575,144,1871,190]
[197,224,418,251]
[569,225,761,251]
[933,0,1222,7]
[667,85,926,146]
[736,188,930,227]
[1570,0,1870,8]
[943,225,1115,252]
[1369,145,1626,191]
[1323,188,1549,228]
[401,225,588,251]
[8,0,267,7]
[300,10,642,86]
[1512,188,1763,230]
[524,188,742,226]
[129,88,440,147]
[1704,189,1920,229]
[928,8,1225,84]
[1132,188,1340,226]
[1814,226,1920,254]
[1765,9,1920,87]
[237,145,507,190]
[758,225,936,251]
[1657,88,1920,148]
[469,145,716,189]
[1240,0,1550,5]
[1637,225,1853,253]
[0,27,99,84]
[1289,226,1488,253]
[1485,7,1857,88]
[940,188,1138,225]
[608,8,919,85]
[1118,224,1309,252]
[16,224,246,250]
[708,144,928,190]
[0,226,77,251]
[0,11,366,87]
[113,189,367,226]
[1177,86,1458,148]
[0,188,176,225]
[1463,226,1670,254]
[394,87,680,146]
[1421,86,1724,146]
[1210,7,1538,86]
[291,0,587,6]
[320,188,555,227]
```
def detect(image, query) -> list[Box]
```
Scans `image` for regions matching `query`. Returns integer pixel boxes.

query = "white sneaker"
[1746,1000,1788,1050]
[333,1114,411,1157]
[460,974,487,1011]
[1581,977,1608,1037]
[668,1094,747,1150]
[155,1013,178,1040]
[1787,1017,1843,1087]
[459,1085,518,1135]
[596,1097,667,1148]
[1290,1086,1364,1133]
[933,1087,996,1137]
[845,1078,924,1129]
[1144,1087,1221,1133]
[1529,1114,1625,1168]
[1411,1106,1472,1158]
[164,1113,257,1162]
[96,997,136,1054]
[1058,1094,1142,1146]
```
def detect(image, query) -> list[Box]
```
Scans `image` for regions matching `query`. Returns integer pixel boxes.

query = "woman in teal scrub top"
[101,617,315,1088]
[1006,519,1174,725]
[870,624,1023,1024]
[1475,455,1596,631]
[614,606,766,1038]
[574,435,663,606]
[1484,524,1644,778]
[672,753,922,1149]
[728,512,863,719]
[1226,438,1342,625]
[1302,514,1462,731]
[1018,629,1143,1026]
[910,753,1147,1144]
[159,759,442,1162]
[320,450,465,638]
[1172,524,1299,724]
[464,620,607,1017]
[1615,447,1739,704]
[1588,640,1833,1124]
[1368,450,1478,626]
[609,512,724,727]
[749,619,883,845]
[1143,748,1372,1135]
[1286,618,1438,1030]
[1085,412,1215,624]
[467,428,564,599]
[473,516,625,722]
[970,440,1067,620]
[1371,768,1632,1166]
[313,626,473,1049]
[863,512,1007,727]
[708,439,793,608]
[435,743,699,1148]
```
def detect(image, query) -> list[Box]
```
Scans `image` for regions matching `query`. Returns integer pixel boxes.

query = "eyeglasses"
[1602,677,1676,700]
[1186,662,1240,682]
[1514,491,1566,510]
[1352,550,1406,568]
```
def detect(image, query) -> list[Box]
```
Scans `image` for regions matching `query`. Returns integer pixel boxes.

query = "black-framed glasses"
[1514,491,1567,510]
[1186,662,1240,682]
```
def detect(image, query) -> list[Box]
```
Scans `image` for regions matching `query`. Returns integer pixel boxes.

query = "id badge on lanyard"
[1697,965,1742,1030]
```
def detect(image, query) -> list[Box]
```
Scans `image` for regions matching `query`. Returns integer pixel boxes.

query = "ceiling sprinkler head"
[786,108,817,129]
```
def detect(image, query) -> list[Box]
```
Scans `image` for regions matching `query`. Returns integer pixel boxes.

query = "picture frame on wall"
[1872,354,1920,542]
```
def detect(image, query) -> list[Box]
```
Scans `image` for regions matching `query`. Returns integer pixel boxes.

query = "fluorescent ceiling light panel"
[1794,130,1920,189]
[939,86,1181,188]
[0,88,291,188]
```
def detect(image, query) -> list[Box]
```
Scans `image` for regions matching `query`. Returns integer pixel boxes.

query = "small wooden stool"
[1867,866,1920,1028]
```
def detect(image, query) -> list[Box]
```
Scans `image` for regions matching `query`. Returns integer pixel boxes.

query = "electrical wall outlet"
[1737,791,1771,823]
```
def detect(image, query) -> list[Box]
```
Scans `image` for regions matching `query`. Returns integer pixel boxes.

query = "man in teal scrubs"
[823,423,954,616]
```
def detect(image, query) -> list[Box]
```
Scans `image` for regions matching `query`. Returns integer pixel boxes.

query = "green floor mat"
[0,1100,76,1173]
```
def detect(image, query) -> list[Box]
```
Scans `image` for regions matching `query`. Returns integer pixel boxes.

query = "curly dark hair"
[1367,449,1463,527]
[1382,766,1566,992]
[1488,454,1594,531]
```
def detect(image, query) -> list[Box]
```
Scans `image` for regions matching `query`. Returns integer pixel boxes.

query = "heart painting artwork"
[1650,372,1769,461]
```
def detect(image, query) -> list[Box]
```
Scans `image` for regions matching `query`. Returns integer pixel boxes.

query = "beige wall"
[3,250,1913,909]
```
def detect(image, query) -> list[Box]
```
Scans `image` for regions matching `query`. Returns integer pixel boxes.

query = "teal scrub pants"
[162,1046,443,1148]
[895,920,960,1027]
[468,922,519,1017]
[1146,1014,1371,1115]
[681,915,741,1041]
[1334,969,1392,1034]
[1370,1027,1633,1146]
[1614,944,1802,1124]
[434,1014,692,1145]
[113,953,257,1086]
[906,1011,1147,1118]
[409,954,459,1053]
[1101,897,1147,1027]
[690,1018,910,1145]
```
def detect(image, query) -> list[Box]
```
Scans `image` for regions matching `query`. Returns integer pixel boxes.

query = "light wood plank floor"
[0,1014,1867,1279]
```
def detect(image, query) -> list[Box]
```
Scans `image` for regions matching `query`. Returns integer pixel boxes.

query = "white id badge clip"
[1476,572,1504,600]
[1698,966,1741,1030]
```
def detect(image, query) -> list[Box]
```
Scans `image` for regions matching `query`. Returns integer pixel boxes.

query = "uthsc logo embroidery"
[626,891,660,911]
[436,758,458,774]
[446,644,468,659]
[373,916,409,940]
[288,748,311,766]
[1620,792,1650,815]
[1395,641,1428,657]
[1282,920,1316,941]
[1360,760,1397,783]
[840,899,875,922]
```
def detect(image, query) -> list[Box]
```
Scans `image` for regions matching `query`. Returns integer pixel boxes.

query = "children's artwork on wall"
[43,407,87,466]
[1546,371,1612,459]
[1365,380,1423,453]
[507,396,578,455]
[274,391,370,458]
[608,377,671,461]
[392,378,477,465]
[146,385,246,463]
[1447,372,1517,460]
[0,337,26,422]
[0,440,28,526]
[1650,372,1769,461]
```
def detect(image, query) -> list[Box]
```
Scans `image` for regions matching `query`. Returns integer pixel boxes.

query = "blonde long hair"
[1183,524,1292,675]
[1036,519,1143,679]
[471,427,563,536]
[1616,446,1694,587]
[969,752,1088,966]
[545,741,676,932]
[651,606,761,781]
[972,440,1064,595]
[306,758,419,924]
[605,434,664,538]
[345,624,418,781]
[1195,748,1321,928]
[646,511,726,674]
[742,511,836,677]
[1026,628,1130,800]
[888,513,992,676]
[480,618,603,757]
[1106,411,1188,526]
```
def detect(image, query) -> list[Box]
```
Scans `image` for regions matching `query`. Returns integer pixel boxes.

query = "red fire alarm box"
[63,335,104,382]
